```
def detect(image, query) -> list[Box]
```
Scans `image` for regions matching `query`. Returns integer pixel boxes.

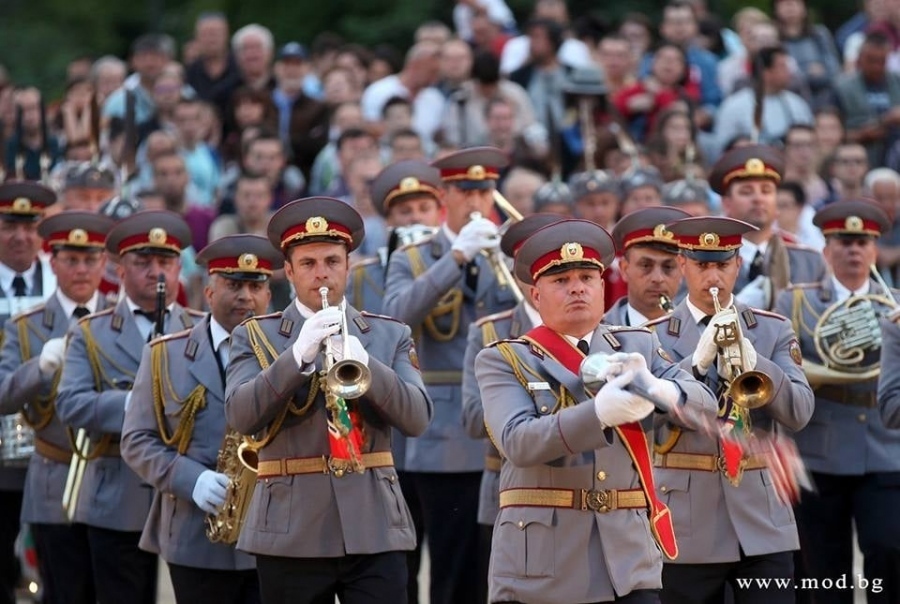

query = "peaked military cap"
[500,213,564,258]
[514,219,616,285]
[568,170,620,200]
[666,216,758,262]
[612,206,691,254]
[196,234,281,281]
[662,179,710,207]
[268,196,365,253]
[709,144,784,195]
[106,210,192,257]
[533,180,574,213]
[38,211,115,251]
[813,199,891,238]
[620,166,664,197]
[432,146,508,190]
[0,181,56,220]
[370,160,442,217]
[64,163,117,190]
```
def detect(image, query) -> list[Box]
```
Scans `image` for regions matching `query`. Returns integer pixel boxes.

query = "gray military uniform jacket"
[775,278,900,474]
[383,230,517,472]
[0,257,56,491]
[734,237,826,295]
[122,315,255,570]
[462,304,533,526]
[224,302,432,558]
[646,302,814,564]
[878,313,900,430]
[475,324,716,604]
[56,298,201,531]
[0,292,108,523]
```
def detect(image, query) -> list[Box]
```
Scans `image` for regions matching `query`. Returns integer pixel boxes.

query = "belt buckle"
[716,455,746,487]
[581,489,612,513]
[327,457,353,478]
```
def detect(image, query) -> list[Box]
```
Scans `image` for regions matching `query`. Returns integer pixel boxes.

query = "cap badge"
[845,216,863,232]
[306,216,328,234]
[149,228,168,244]
[745,158,765,175]
[467,165,486,180]
[399,177,420,192]
[653,224,674,240]
[68,229,88,245]
[586,179,598,191]
[12,198,31,212]
[238,253,259,270]
[560,242,584,261]
[700,232,720,248]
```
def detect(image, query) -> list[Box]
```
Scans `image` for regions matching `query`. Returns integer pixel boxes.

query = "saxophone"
[205,429,257,544]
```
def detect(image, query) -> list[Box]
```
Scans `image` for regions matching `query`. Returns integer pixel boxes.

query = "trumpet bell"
[729,370,775,409]
[326,359,372,400]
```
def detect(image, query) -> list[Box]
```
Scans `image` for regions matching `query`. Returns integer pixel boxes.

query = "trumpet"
[319,287,371,399]
[709,287,774,409]
[659,294,674,314]
[469,212,524,303]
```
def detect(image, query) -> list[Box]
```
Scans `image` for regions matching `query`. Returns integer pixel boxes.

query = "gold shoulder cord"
[407,245,463,342]
[480,321,499,347]
[150,342,207,455]
[793,287,820,338]
[243,320,319,449]
[16,317,55,431]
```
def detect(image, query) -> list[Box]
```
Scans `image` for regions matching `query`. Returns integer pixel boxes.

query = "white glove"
[605,352,680,409]
[38,337,66,376]
[192,470,229,515]
[691,309,734,375]
[327,335,369,366]
[735,275,772,309]
[451,217,500,262]
[293,306,343,366]
[593,370,656,428]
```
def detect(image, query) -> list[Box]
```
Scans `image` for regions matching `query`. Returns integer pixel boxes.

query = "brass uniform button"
[539,405,549,413]
[857,414,866,423]
[517,520,525,529]
[334,469,345,478]
[596,471,607,481]
[660,486,668,493]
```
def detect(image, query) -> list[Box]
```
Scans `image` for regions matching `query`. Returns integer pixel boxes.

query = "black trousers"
[256,551,407,604]
[410,471,481,604]
[0,490,22,604]
[30,522,95,604]
[168,563,261,604]
[503,589,661,603]
[397,471,424,604]
[476,523,493,604]
[795,471,900,604]
[661,551,795,604]
[86,526,157,604]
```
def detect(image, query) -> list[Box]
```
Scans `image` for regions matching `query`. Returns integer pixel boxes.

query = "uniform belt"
[257,452,394,478]
[653,452,767,473]
[34,438,73,464]
[499,487,647,513]
[815,386,877,408]
[484,455,502,472]
[421,371,463,385]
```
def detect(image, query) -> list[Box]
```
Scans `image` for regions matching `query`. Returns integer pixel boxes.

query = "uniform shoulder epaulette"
[783,241,818,253]
[186,308,206,317]
[80,307,114,324]
[606,325,652,333]
[152,328,192,346]
[396,232,437,252]
[359,311,404,325]
[486,337,527,349]
[350,256,381,271]
[10,303,46,323]
[643,315,670,328]
[785,281,820,290]
[751,308,787,321]
[474,308,515,327]
[238,311,282,328]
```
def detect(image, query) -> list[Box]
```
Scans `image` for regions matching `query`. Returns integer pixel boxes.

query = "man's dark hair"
[131,33,175,58]
[390,128,420,145]
[862,31,892,51]
[783,123,815,145]
[664,0,698,20]
[382,96,412,119]
[336,127,375,151]
[752,45,788,80]
[777,180,807,207]
[311,32,345,59]
[472,50,501,85]
[526,18,564,53]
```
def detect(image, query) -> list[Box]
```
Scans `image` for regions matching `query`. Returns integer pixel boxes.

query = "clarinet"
[153,274,166,339]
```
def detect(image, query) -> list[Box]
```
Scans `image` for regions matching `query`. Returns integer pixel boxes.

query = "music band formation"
[0,143,898,604]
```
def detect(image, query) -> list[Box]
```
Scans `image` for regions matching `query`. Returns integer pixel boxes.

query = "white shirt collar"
[738,238,767,266]
[523,302,543,330]
[831,276,868,302]
[441,223,458,244]
[626,303,650,327]
[686,293,733,325]
[56,290,99,318]
[294,297,347,319]
[563,330,594,348]
[125,296,175,315]
[0,260,37,297]
[209,316,231,352]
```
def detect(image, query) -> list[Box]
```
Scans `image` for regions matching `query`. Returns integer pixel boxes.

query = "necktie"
[465,259,479,294]
[576,340,590,355]
[747,250,764,282]
[11,275,26,297]
[135,309,169,342]
[700,315,712,327]
[73,306,90,320]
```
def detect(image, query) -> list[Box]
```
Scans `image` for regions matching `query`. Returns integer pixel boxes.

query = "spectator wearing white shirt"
[453,0,516,44]
[500,0,594,75]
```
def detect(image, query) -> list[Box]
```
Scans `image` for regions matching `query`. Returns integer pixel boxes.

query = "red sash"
[521,325,679,560]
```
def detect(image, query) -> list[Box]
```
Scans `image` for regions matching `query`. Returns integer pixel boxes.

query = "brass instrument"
[62,428,90,521]
[393,224,437,248]
[709,287,774,409]
[470,211,523,303]
[802,266,897,387]
[659,294,674,314]
[206,430,258,544]
[320,287,371,399]
[578,97,598,172]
